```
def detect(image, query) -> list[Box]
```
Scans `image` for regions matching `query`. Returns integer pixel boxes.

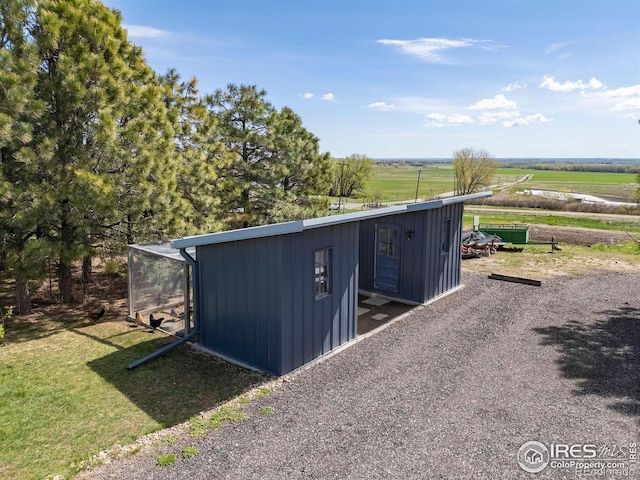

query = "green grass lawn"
[0,301,267,479]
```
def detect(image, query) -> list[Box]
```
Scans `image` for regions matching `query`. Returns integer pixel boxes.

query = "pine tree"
[210,84,331,227]
[0,0,187,304]
[209,84,272,227]
[160,69,231,233]
[263,106,331,223]
[0,0,50,313]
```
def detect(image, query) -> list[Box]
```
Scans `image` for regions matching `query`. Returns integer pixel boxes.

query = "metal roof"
[171,191,492,249]
[128,242,196,261]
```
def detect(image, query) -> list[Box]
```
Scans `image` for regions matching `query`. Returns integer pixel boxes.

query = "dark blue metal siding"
[279,223,359,374]
[194,203,463,375]
[423,203,463,301]
[359,204,464,304]
[196,236,282,374]
[196,223,359,376]
[360,212,426,303]
[358,220,376,293]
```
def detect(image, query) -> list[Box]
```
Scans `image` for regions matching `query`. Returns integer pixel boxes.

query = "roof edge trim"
[171,221,303,249]
[170,192,493,249]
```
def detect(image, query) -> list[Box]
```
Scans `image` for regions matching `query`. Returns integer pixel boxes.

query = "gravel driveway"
[83,271,639,479]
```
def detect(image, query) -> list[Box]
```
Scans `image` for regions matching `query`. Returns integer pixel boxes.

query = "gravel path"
[82,271,639,479]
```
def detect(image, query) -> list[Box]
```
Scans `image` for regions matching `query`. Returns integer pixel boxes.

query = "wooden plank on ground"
[488,273,542,287]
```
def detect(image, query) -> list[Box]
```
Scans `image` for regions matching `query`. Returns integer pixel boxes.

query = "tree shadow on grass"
[533,305,640,421]
[85,332,270,426]
[4,310,91,344]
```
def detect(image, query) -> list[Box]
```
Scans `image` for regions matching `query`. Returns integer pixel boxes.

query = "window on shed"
[377,227,398,257]
[441,219,452,254]
[314,248,332,298]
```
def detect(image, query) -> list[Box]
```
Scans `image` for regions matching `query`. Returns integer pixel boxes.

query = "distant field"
[493,168,636,200]
[364,165,454,202]
[364,164,637,202]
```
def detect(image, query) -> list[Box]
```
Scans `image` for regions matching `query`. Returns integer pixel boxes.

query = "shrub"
[182,446,199,459]
[103,259,127,277]
[155,453,176,467]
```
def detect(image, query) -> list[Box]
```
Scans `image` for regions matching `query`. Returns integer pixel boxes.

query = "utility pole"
[338,162,346,212]
[414,169,422,203]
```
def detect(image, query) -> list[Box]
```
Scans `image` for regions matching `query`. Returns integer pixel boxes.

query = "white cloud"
[611,98,640,111]
[368,101,396,111]
[322,93,335,101]
[502,82,527,92]
[503,113,552,127]
[468,94,517,110]
[503,118,528,127]
[424,113,473,128]
[526,113,552,123]
[478,110,520,125]
[123,24,170,38]
[570,82,640,111]
[544,41,573,55]
[300,93,314,99]
[539,75,605,92]
[424,113,447,127]
[448,113,474,125]
[589,84,640,99]
[376,37,494,63]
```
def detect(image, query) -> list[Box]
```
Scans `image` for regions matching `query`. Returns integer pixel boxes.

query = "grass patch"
[259,406,275,415]
[255,387,272,399]
[182,446,199,459]
[188,405,248,436]
[187,416,208,438]
[208,406,248,430]
[155,453,176,467]
[0,292,267,479]
[464,211,640,233]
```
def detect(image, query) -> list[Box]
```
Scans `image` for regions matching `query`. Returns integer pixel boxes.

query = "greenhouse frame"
[127,242,195,337]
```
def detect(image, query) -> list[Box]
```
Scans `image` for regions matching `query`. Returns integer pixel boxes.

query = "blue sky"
[102,0,640,159]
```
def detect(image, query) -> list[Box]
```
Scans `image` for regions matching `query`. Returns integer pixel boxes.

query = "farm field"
[363,164,454,202]
[493,168,637,200]
[363,163,637,203]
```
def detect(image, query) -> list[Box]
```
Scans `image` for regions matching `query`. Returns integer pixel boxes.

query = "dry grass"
[462,241,640,279]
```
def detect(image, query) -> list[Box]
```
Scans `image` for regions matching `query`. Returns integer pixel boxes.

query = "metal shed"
[359,200,464,304]
[150,192,490,376]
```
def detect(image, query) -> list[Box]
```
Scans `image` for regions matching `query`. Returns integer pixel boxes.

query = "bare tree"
[452,148,498,195]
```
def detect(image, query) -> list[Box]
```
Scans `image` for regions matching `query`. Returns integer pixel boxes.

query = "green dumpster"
[477,223,529,244]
